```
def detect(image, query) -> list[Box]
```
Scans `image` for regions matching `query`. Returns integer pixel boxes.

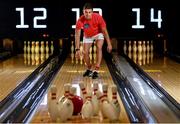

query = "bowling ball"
[72,95,83,115]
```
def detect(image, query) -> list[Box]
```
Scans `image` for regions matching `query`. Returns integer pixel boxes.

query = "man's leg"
[91,39,104,79]
[83,42,93,77]
[95,39,104,69]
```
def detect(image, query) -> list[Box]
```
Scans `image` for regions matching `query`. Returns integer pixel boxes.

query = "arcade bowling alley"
[0,0,179,123]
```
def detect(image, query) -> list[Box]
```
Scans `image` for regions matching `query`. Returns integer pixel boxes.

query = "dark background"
[0,0,179,55]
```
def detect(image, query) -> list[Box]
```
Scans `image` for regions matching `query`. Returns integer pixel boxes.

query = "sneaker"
[92,71,99,79]
[83,69,93,77]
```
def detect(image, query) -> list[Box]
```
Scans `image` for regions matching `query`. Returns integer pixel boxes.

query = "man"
[75,3,112,79]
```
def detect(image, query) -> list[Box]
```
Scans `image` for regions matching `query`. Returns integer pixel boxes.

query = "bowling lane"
[30,56,130,123]
[140,56,180,103]
[0,54,40,102]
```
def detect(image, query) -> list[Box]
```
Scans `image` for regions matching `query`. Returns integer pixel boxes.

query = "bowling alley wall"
[0,0,179,56]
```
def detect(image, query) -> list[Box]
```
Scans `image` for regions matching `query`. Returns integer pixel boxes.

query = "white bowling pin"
[58,84,71,106]
[35,41,39,54]
[128,41,132,59]
[40,41,45,54]
[81,92,94,119]
[27,41,30,54]
[96,91,118,122]
[31,53,35,65]
[133,41,137,63]
[24,41,27,64]
[111,85,120,117]
[146,41,150,64]
[142,41,146,65]
[150,40,153,63]
[46,41,49,54]
[101,83,108,118]
[79,82,87,101]
[71,53,75,64]
[92,81,99,116]
[31,41,35,54]
[138,41,142,65]
[71,41,74,54]
[58,87,74,122]
[24,41,27,54]
[48,85,59,122]
[50,41,54,55]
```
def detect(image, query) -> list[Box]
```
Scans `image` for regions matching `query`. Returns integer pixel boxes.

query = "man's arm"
[75,29,81,50]
[102,27,111,45]
[102,27,112,53]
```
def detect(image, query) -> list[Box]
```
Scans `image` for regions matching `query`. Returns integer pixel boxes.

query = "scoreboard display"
[0,0,178,40]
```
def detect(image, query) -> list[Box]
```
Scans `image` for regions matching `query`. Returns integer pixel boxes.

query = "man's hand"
[107,43,112,53]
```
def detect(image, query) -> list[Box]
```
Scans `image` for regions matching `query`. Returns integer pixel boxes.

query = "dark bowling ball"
[72,95,83,115]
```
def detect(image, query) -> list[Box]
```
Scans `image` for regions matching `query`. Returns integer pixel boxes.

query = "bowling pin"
[150,40,153,63]
[50,41,54,55]
[123,40,127,55]
[92,81,99,116]
[31,41,35,54]
[24,41,27,54]
[111,85,120,117]
[142,41,146,65]
[81,92,94,119]
[27,52,31,65]
[35,53,40,65]
[40,53,45,64]
[96,91,118,122]
[128,41,132,59]
[146,41,150,64]
[58,87,74,122]
[27,41,30,54]
[137,41,142,65]
[31,52,35,65]
[46,41,49,54]
[48,85,59,122]
[40,41,45,54]
[71,41,74,54]
[35,41,39,54]
[58,84,71,105]
[24,41,27,64]
[133,41,137,63]
[71,53,75,64]
[79,82,87,101]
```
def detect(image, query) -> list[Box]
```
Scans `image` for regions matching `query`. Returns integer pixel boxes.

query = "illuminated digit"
[33,8,47,28]
[16,8,29,28]
[71,8,80,29]
[71,8,102,29]
[93,8,102,16]
[132,8,145,29]
[150,8,162,28]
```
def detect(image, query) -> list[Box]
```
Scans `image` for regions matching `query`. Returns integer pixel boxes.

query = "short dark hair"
[83,3,93,10]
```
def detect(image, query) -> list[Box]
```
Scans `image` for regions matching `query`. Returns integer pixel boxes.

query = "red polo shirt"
[76,13,106,37]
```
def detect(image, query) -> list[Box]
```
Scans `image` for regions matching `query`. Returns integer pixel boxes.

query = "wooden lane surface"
[0,54,39,102]
[140,56,180,103]
[30,56,130,123]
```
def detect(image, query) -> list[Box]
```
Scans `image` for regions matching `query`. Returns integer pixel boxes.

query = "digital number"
[132,8,145,29]
[132,8,162,29]
[150,8,162,28]
[16,7,47,28]
[71,8,102,29]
